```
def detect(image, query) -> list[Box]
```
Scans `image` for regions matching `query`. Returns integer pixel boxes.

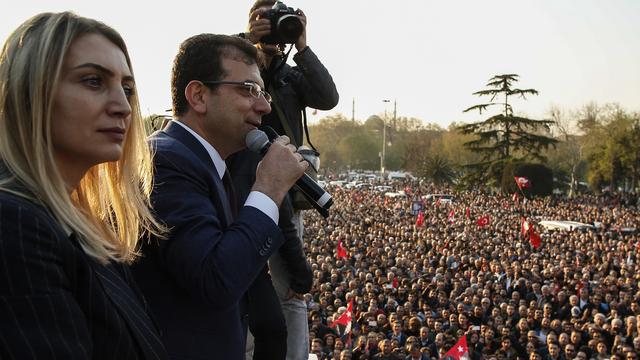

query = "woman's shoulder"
[0,190,58,224]
[0,190,67,244]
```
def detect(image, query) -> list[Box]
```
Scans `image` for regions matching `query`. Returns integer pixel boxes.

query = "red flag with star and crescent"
[441,335,470,360]
[520,217,530,236]
[331,299,353,335]
[529,226,541,249]
[514,176,531,189]
[476,215,490,227]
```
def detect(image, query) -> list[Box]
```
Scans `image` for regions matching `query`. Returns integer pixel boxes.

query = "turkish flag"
[441,335,470,360]
[331,299,353,335]
[448,209,455,222]
[416,211,425,227]
[476,215,490,227]
[392,277,399,289]
[529,227,541,249]
[337,239,347,259]
[520,217,530,236]
[514,176,531,189]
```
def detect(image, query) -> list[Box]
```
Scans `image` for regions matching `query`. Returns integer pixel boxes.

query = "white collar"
[173,120,225,179]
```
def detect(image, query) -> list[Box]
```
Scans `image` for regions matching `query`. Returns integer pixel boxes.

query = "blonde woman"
[0,12,167,359]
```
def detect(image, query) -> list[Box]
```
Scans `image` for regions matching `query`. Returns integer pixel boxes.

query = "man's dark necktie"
[221,170,238,218]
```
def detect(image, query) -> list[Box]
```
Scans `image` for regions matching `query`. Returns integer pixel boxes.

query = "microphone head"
[246,129,270,153]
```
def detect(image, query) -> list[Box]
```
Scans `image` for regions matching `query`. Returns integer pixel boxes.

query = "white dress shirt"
[173,120,279,224]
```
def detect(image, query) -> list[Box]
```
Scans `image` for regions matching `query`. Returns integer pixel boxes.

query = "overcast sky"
[2,0,639,128]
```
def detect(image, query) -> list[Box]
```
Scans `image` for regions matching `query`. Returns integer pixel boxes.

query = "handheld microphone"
[246,128,333,218]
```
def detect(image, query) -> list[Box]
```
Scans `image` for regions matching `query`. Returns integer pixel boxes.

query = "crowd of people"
[302,182,640,360]
[3,4,639,360]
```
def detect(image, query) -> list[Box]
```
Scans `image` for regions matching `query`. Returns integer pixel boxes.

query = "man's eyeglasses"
[200,80,272,103]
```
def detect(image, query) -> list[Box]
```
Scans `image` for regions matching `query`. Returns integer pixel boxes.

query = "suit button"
[259,250,266,256]
[266,237,272,245]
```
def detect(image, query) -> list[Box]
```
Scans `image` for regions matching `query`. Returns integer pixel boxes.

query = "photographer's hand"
[294,8,307,50]
[286,288,304,301]
[247,8,271,44]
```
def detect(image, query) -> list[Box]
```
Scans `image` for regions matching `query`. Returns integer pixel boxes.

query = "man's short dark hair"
[171,34,258,116]
[249,0,276,15]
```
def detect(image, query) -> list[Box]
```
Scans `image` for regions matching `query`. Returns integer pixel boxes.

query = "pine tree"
[457,74,558,184]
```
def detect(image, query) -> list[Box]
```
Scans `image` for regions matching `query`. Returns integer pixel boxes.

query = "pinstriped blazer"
[0,189,168,360]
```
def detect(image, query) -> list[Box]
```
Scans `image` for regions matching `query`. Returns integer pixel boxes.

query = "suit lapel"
[92,261,168,360]
[67,234,167,360]
[160,122,234,226]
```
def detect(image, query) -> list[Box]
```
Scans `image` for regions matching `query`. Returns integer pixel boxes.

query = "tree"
[418,155,456,185]
[336,132,379,170]
[143,114,171,135]
[581,107,640,191]
[436,123,482,171]
[308,113,359,169]
[457,74,558,185]
[546,105,585,197]
[396,126,443,173]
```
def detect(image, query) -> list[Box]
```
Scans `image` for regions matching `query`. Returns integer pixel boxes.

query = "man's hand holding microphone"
[251,134,308,207]
[247,128,333,217]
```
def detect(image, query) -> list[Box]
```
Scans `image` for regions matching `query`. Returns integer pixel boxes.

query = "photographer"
[227,1,339,359]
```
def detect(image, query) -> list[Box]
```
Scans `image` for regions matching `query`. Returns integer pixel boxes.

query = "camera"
[260,1,303,45]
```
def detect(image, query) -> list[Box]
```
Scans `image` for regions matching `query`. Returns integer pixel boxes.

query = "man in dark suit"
[131,34,308,359]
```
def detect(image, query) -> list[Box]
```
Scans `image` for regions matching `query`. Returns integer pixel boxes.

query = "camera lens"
[276,15,303,43]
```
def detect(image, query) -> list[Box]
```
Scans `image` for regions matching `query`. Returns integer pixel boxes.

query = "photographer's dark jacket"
[261,46,339,146]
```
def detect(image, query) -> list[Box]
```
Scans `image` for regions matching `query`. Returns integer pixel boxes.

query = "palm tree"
[420,155,456,185]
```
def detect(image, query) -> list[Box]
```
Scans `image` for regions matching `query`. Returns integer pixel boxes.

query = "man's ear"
[184,80,208,114]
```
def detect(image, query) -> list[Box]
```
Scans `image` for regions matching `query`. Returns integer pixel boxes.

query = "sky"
[1,0,639,128]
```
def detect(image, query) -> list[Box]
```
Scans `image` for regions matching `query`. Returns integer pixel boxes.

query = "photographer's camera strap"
[268,84,318,155]
[267,84,297,146]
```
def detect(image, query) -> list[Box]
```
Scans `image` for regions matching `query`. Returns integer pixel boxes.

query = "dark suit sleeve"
[226,151,311,293]
[152,147,285,310]
[0,198,92,359]
[276,195,312,294]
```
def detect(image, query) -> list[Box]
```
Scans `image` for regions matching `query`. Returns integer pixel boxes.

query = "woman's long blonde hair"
[0,12,164,263]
